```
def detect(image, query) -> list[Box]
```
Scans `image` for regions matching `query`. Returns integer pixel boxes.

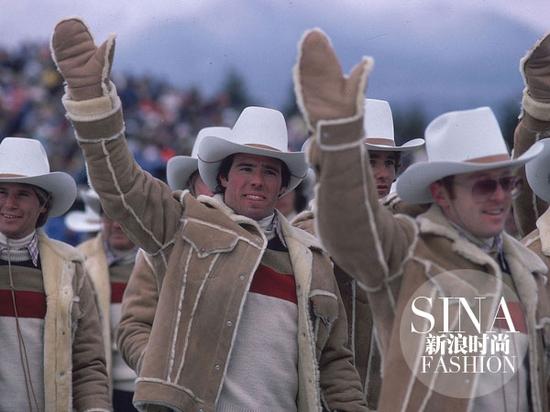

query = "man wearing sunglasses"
[294,29,550,411]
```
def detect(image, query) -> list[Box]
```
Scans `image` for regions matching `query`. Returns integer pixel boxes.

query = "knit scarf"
[0,231,37,264]
[450,222,509,273]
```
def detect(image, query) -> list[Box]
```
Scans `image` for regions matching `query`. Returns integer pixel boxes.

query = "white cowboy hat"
[167,127,231,190]
[65,205,101,233]
[65,188,102,233]
[0,137,77,216]
[364,99,424,152]
[197,106,308,194]
[526,138,550,202]
[396,107,543,204]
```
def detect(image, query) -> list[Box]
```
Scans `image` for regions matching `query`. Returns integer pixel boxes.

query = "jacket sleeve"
[62,84,183,255]
[311,118,417,357]
[315,254,368,412]
[312,118,417,293]
[72,264,112,411]
[513,112,550,237]
[117,249,159,374]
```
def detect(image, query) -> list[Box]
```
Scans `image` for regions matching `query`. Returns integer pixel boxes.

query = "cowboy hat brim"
[167,156,198,191]
[526,138,550,202]
[0,171,77,216]
[65,210,102,233]
[396,141,544,204]
[198,135,308,194]
[365,138,425,152]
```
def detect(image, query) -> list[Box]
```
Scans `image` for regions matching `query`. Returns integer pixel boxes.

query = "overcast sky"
[1,0,549,47]
[2,0,550,116]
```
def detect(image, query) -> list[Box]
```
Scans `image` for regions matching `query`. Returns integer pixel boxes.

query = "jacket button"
[239,273,245,280]
[226,320,233,327]
[215,364,221,370]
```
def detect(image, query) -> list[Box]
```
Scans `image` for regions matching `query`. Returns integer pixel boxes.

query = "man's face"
[220,153,285,220]
[102,216,135,251]
[370,150,398,198]
[0,182,46,239]
[431,167,519,238]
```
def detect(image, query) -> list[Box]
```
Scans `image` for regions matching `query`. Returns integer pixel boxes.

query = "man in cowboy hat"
[166,127,226,197]
[362,98,425,200]
[292,97,425,408]
[51,18,367,412]
[67,188,139,412]
[293,29,550,411]
[0,137,111,411]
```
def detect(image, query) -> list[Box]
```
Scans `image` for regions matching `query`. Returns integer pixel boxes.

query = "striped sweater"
[217,235,299,412]
[0,258,46,411]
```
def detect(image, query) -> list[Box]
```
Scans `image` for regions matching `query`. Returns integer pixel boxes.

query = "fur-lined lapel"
[197,194,264,237]
[281,211,324,252]
[503,233,547,323]
[77,233,112,378]
[39,232,81,412]
[277,210,322,411]
[416,205,499,270]
[79,234,110,315]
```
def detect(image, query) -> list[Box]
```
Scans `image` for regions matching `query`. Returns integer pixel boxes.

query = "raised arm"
[51,18,182,254]
[513,32,550,236]
[293,29,416,291]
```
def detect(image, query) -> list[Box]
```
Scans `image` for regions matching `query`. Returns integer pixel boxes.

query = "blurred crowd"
[0,41,309,243]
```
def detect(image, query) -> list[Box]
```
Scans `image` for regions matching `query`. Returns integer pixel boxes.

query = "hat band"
[86,218,102,224]
[244,143,283,152]
[365,137,395,146]
[0,173,27,178]
[465,153,510,163]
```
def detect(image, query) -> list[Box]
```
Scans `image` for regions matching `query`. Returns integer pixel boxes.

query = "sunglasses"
[455,175,522,201]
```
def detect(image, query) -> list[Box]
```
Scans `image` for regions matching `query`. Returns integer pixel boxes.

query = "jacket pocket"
[181,219,240,257]
[309,290,339,353]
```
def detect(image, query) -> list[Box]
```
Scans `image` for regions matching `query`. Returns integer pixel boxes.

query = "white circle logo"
[399,270,528,398]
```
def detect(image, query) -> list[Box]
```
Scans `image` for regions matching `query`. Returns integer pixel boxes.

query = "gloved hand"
[293,28,373,132]
[51,18,116,101]
[521,32,550,107]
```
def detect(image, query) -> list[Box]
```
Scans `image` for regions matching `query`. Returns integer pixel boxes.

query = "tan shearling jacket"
[292,209,381,411]
[38,231,110,412]
[77,234,112,381]
[62,86,367,412]
[311,117,550,412]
